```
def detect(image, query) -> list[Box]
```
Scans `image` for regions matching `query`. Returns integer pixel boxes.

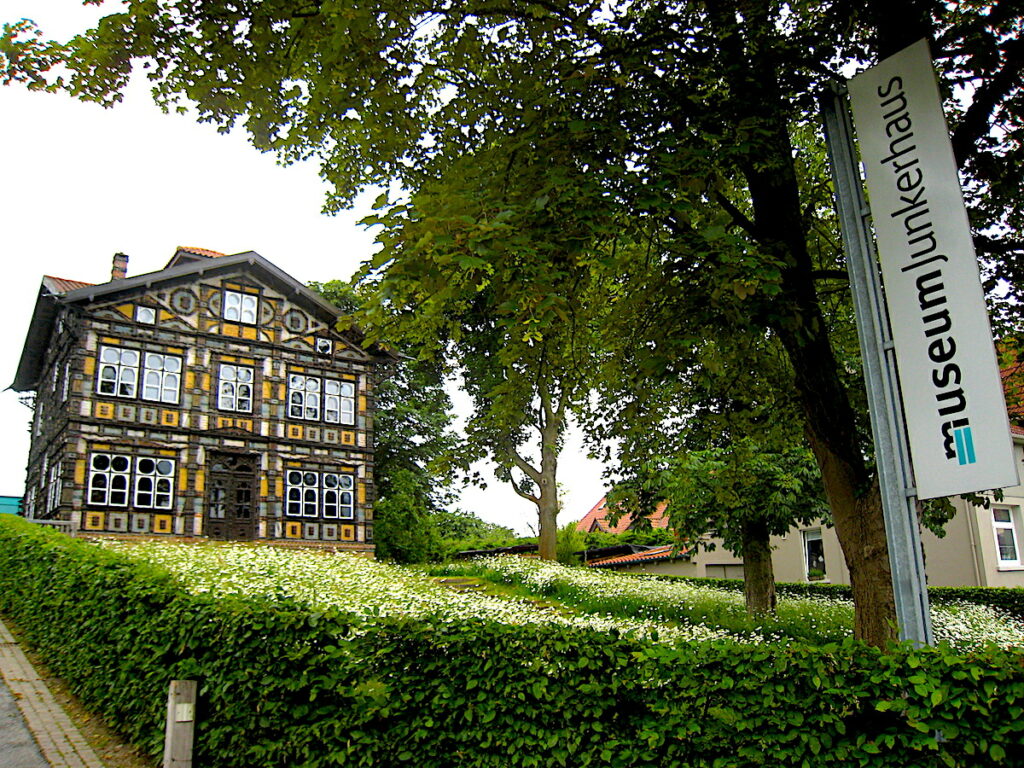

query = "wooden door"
[205,452,258,540]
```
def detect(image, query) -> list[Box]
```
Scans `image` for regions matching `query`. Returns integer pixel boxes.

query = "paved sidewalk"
[0,617,105,768]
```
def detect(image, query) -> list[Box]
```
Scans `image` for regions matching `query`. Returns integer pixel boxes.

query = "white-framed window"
[218,364,254,412]
[285,470,355,518]
[88,453,132,507]
[288,373,355,425]
[97,346,181,403]
[288,374,321,420]
[88,452,175,509]
[97,347,140,398]
[316,338,333,355]
[224,290,258,324]
[46,459,62,513]
[992,506,1021,567]
[133,457,175,509]
[135,306,156,324]
[802,528,826,581]
[142,353,182,403]
[61,361,70,402]
[323,379,355,424]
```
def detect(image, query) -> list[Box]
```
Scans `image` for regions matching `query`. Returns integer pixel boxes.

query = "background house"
[775,425,1024,588]
[576,497,744,578]
[579,426,1024,587]
[12,248,379,548]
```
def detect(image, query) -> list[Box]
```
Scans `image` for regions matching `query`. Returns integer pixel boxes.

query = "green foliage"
[2,517,1024,767]
[653,575,1024,622]
[583,527,678,549]
[371,471,443,564]
[614,438,825,559]
[556,523,586,565]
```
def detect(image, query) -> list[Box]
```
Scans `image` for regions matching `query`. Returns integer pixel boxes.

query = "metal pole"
[821,83,934,645]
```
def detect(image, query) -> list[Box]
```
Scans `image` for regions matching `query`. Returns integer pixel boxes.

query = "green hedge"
[661,574,1024,618]
[2,517,1024,767]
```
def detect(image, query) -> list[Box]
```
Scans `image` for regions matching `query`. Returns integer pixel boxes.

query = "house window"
[224,290,258,324]
[97,346,181,404]
[218,364,254,412]
[288,373,355,425]
[324,379,355,424]
[288,374,321,420]
[135,306,156,324]
[97,347,140,398]
[133,457,175,509]
[88,453,175,509]
[88,453,131,507]
[61,361,70,402]
[316,338,333,355]
[992,507,1021,567]
[142,353,182,403]
[285,470,355,519]
[46,460,62,513]
[803,528,826,581]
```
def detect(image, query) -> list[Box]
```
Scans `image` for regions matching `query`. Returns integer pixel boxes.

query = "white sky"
[0,1,606,534]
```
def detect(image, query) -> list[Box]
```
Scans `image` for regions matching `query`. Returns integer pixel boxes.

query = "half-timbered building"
[12,247,378,549]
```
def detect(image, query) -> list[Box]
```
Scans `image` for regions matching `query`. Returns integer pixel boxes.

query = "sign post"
[824,38,1020,644]
[847,39,1017,500]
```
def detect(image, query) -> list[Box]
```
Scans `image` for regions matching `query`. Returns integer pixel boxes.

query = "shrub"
[2,517,1024,768]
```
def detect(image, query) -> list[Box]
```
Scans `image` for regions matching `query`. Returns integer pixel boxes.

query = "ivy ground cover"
[104,540,1024,650]
[433,556,1024,650]
[100,539,731,644]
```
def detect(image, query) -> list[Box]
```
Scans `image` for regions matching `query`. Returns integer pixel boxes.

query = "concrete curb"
[0,618,105,768]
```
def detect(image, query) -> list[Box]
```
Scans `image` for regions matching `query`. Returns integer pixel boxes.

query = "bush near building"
[0,517,1022,767]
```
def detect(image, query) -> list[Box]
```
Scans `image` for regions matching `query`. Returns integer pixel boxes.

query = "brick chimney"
[111,252,129,281]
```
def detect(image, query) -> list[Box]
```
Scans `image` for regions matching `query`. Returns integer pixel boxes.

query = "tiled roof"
[176,245,226,258]
[1012,424,1024,438]
[575,496,670,534]
[42,276,94,294]
[588,544,690,568]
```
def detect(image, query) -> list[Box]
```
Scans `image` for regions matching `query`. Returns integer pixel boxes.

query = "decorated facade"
[12,247,379,549]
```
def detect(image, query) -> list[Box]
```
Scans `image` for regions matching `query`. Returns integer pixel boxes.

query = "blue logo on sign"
[954,426,976,466]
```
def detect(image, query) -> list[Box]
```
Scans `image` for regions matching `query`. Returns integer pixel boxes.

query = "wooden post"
[163,680,197,768]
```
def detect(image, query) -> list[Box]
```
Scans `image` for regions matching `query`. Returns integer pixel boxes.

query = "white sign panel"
[848,38,1018,499]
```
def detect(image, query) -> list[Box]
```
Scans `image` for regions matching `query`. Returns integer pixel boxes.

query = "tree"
[6,0,1022,645]
[620,439,825,616]
[355,142,614,560]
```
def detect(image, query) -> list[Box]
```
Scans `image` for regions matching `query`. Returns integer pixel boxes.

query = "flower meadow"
[100,540,1024,650]
[437,555,1024,650]
[99,540,730,644]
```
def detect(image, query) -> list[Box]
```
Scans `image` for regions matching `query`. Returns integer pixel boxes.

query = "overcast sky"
[0,1,606,533]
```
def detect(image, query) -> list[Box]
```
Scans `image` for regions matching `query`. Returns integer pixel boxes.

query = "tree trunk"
[535,385,563,561]
[702,4,900,645]
[536,478,559,561]
[740,517,776,617]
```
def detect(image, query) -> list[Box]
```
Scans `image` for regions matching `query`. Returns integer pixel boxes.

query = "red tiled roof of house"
[42,276,94,294]
[588,544,690,568]
[575,496,670,534]
[176,245,227,258]
[1011,424,1024,438]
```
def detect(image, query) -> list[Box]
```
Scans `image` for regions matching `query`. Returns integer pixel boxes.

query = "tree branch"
[811,269,849,282]
[714,190,760,240]
[509,446,543,486]
[951,33,1024,168]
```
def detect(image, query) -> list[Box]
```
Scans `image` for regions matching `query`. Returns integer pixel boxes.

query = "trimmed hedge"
[661,574,1024,618]
[2,517,1024,767]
